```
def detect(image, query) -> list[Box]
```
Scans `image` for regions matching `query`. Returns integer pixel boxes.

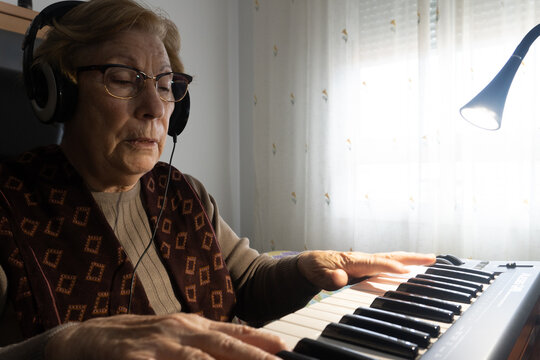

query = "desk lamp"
[460,24,540,130]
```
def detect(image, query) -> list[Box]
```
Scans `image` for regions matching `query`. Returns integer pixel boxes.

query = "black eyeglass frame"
[76,63,193,103]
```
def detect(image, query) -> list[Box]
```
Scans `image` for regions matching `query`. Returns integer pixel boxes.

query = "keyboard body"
[421,260,540,359]
[265,259,540,360]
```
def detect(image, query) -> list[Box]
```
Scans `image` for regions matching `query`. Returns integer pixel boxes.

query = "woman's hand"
[297,251,436,290]
[45,313,286,360]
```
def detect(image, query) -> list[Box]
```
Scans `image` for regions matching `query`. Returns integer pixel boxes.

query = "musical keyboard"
[263,258,540,360]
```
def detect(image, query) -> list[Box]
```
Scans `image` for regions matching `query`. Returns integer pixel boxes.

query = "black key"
[431,264,495,279]
[276,350,319,360]
[425,267,492,284]
[436,254,465,265]
[293,338,376,360]
[408,277,479,297]
[322,322,418,359]
[371,296,454,323]
[339,314,431,348]
[397,282,473,303]
[354,306,440,337]
[384,290,462,314]
[416,273,484,291]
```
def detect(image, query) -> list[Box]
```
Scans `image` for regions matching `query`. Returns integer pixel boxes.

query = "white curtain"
[251,0,540,261]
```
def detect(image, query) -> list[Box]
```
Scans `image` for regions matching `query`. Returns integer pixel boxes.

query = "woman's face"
[63,30,175,191]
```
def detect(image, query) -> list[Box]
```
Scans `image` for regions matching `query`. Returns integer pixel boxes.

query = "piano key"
[407,277,479,297]
[383,290,462,314]
[425,267,492,284]
[276,350,319,360]
[321,322,419,359]
[295,306,344,323]
[311,286,452,331]
[260,328,300,349]
[353,306,441,337]
[317,336,417,360]
[371,296,455,323]
[435,254,465,265]
[277,305,432,359]
[293,338,377,360]
[350,276,408,295]
[283,304,432,349]
[396,282,473,303]
[329,288,378,305]
[264,320,321,340]
[415,273,484,291]
[308,301,353,315]
[321,294,367,310]
[430,264,495,279]
[266,266,486,359]
[280,312,330,331]
[286,302,438,350]
[339,314,431,348]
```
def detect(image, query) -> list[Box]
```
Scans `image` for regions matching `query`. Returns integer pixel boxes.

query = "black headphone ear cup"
[29,63,77,124]
[30,63,58,124]
[22,1,84,125]
[168,91,190,137]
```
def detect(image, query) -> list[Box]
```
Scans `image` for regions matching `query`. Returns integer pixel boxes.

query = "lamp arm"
[514,24,540,59]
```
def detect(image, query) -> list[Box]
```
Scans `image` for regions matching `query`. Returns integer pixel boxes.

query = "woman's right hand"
[45,313,286,360]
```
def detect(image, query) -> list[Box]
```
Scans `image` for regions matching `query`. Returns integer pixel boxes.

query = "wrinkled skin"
[297,250,436,290]
[45,313,286,360]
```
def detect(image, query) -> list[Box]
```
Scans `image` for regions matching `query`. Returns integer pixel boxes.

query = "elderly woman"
[0,0,435,359]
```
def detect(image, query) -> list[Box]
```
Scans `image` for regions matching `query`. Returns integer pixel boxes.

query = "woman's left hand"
[297,251,436,290]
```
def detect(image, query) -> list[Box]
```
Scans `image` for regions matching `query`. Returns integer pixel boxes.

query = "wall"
[238,0,256,248]
[3,0,248,238]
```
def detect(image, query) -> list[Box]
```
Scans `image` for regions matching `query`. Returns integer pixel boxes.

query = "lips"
[126,137,159,148]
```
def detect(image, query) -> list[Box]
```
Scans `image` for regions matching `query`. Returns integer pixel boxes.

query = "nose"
[134,79,165,120]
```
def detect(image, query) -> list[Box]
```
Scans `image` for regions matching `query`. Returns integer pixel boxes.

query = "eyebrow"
[106,54,172,73]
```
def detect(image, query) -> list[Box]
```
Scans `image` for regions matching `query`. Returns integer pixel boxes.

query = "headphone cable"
[127,134,177,314]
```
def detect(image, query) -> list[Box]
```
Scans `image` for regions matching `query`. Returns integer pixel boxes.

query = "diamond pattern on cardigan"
[176,232,188,249]
[186,256,196,275]
[42,249,62,268]
[49,188,67,205]
[20,218,39,236]
[44,217,64,237]
[72,207,91,226]
[0,217,13,236]
[23,193,37,206]
[85,262,106,282]
[202,232,213,250]
[84,236,102,254]
[182,199,193,214]
[64,304,87,322]
[8,249,23,268]
[56,274,77,295]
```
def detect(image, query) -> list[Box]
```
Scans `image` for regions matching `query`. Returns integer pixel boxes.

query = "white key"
[280,313,329,331]
[264,320,321,340]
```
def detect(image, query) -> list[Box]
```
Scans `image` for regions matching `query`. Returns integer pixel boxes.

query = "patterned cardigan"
[0,145,235,338]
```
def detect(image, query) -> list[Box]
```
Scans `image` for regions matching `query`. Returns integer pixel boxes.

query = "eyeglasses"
[76,64,192,102]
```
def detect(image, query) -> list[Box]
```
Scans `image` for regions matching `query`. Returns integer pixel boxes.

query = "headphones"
[22,0,190,138]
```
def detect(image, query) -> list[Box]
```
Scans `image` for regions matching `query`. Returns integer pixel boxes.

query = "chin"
[125,156,160,176]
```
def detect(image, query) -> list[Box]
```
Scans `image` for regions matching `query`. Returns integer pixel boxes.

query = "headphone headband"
[22,1,84,100]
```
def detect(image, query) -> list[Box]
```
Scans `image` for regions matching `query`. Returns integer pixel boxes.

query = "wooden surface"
[0,1,38,35]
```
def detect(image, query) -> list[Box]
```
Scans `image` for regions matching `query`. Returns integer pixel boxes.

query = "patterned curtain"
[251,0,540,261]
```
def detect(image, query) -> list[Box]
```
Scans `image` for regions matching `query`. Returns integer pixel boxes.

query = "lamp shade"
[460,24,540,130]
